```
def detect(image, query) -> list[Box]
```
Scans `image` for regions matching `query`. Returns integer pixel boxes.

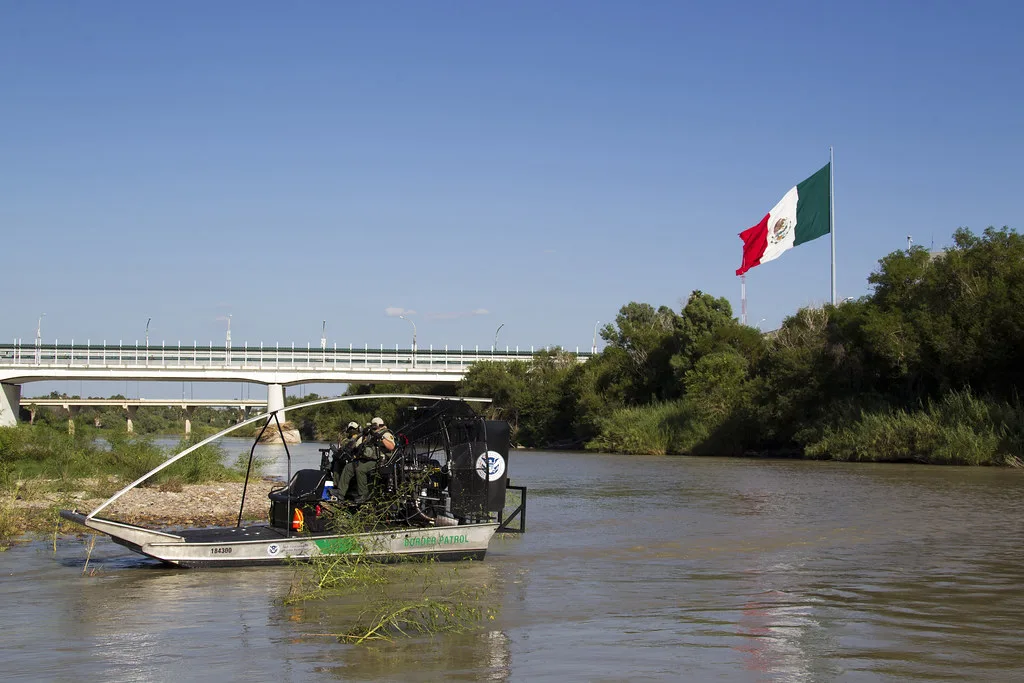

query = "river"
[4,446,1024,681]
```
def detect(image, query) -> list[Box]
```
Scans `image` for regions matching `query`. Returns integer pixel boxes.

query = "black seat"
[268,469,327,504]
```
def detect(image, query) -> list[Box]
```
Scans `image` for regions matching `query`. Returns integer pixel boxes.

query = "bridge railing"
[0,341,591,371]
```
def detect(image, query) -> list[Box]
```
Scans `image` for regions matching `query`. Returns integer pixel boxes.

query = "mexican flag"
[735,163,831,276]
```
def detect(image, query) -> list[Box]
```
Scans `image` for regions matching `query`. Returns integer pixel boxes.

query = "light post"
[399,315,417,367]
[493,323,504,352]
[320,320,327,350]
[225,314,232,364]
[35,313,46,364]
[592,320,600,355]
[145,317,151,347]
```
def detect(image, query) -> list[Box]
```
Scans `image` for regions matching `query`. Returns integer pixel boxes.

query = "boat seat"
[268,469,328,504]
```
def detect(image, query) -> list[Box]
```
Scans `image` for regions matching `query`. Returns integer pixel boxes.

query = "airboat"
[60,395,526,567]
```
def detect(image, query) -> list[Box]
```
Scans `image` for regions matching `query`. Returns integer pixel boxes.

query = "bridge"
[0,340,591,427]
[18,398,267,435]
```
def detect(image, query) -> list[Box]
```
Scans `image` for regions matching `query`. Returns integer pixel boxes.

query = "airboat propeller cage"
[448,419,510,516]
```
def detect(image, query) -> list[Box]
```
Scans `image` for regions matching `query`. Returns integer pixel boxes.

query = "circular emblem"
[770,217,791,244]
[267,543,280,556]
[475,451,506,481]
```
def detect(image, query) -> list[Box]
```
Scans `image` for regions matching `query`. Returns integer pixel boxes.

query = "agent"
[331,421,363,483]
[337,416,395,504]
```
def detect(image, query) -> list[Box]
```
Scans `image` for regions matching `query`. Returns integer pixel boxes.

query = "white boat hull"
[61,511,498,568]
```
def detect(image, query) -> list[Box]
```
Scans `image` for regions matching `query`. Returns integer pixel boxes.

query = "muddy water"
[4,451,1024,681]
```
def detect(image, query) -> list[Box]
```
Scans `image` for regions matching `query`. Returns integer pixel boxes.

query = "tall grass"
[586,400,706,455]
[0,424,254,494]
[805,390,1024,465]
[1,426,101,487]
[0,492,20,550]
[157,432,241,486]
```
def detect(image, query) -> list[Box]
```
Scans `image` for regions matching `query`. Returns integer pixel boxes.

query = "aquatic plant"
[337,567,496,644]
[0,492,20,550]
[285,487,498,643]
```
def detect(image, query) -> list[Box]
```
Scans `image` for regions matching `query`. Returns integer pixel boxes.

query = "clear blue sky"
[3,2,1021,372]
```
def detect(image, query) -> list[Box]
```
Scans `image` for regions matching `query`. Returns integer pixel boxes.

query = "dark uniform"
[331,421,363,484]
[337,417,395,503]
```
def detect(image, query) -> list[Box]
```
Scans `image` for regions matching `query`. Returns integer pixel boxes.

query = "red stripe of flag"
[736,214,770,276]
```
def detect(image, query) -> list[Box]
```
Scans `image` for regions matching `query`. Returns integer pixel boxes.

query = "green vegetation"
[286,496,497,643]
[0,423,261,548]
[23,398,245,435]
[805,391,1024,465]
[0,425,246,491]
[0,493,19,551]
[459,226,1024,465]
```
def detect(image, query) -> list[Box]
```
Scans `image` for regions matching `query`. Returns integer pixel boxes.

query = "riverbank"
[3,478,281,545]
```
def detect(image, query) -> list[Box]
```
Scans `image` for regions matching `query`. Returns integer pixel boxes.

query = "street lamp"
[225,315,232,364]
[399,315,417,367]
[592,320,600,355]
[320,320,327,350]
[493,323,504,352]
[146,317,151,347]
[35,313,46,364]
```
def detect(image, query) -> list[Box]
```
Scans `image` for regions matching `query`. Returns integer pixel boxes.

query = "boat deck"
[177,525,289,543]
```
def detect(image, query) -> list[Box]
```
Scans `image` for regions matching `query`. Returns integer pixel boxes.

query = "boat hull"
[61,511,498,568]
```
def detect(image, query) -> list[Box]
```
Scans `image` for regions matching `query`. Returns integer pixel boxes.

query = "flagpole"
[741,274,747,325]
[830,146,836,305]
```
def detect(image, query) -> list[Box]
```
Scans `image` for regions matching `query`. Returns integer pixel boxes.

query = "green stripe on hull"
[314,537,362,555]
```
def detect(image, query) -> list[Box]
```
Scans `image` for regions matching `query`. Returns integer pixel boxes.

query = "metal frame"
[497,483,527,533]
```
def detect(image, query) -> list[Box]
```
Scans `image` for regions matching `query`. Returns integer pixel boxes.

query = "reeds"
[805,390,1024,465]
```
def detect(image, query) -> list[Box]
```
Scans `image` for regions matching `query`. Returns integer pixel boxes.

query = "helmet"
[346,421,359,431]
[370,417,384,428]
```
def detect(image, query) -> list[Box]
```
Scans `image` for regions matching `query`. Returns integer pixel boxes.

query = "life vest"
[291,507,305,531]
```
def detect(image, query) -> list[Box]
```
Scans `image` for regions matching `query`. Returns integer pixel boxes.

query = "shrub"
[805,390,1024,465]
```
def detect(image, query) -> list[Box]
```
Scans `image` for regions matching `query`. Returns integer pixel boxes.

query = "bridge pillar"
[267,383,285,422]
[184,406,194,436]
[1,382,20,428]
[125,405,137,433]
[63,404,79,435]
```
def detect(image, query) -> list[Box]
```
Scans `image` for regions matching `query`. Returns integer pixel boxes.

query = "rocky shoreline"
[15,479,284,530]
